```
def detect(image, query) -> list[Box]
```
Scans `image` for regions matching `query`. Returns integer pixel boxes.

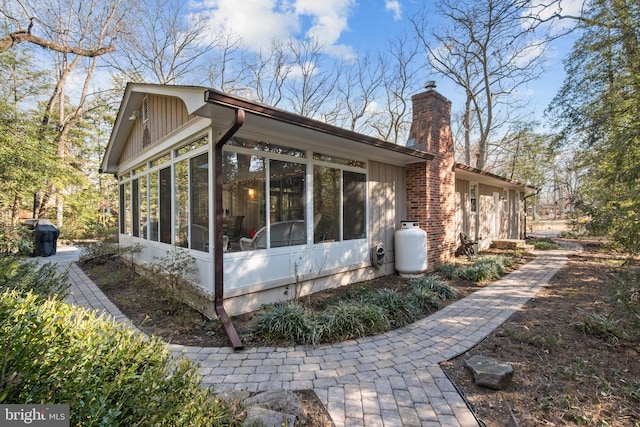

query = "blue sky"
[195,0,582,130]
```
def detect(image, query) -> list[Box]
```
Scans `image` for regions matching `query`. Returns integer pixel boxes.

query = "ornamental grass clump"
[462,255,512,282]
[254,302,322,345]
[533,237,560,250]
[0,291,234,426]
[409,275,457,301]
[372,288,421,328]
[435,263,464,280]
[321,300,390,341]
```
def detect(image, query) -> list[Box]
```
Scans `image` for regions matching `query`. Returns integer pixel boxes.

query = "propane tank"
[394,220,428,278]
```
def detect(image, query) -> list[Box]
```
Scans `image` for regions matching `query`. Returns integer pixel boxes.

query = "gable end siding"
[118,94,192,166]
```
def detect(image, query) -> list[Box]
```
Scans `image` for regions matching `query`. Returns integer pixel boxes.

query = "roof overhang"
[101,83,209,174]
[198,89,433,166]
[455,163,539,192]
[100,84,433,174]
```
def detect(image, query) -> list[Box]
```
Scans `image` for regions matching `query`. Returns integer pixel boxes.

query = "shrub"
[254,302,322,345]
[533,237,560,250]
[0,257,69,300]
[0,224,34,256]
[605,267,640,341]
[0,291,233,426]
[79,241,142,265]
[151,246,198,290]
[322,301,390,341]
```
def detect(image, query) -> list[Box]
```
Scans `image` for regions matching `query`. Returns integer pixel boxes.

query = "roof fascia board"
[202,89,433,164]
[455,163,539,192]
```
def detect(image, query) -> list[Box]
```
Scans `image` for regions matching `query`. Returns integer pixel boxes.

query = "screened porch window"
[223,137,309,251]
[313,166,366,242]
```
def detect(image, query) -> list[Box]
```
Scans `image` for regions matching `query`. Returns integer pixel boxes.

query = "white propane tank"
[394,220,428,278]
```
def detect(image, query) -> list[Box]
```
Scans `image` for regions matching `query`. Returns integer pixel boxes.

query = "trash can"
[33,219,59,257]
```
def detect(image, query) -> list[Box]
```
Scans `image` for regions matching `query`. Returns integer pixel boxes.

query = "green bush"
[0,257,69,300]
[0,224,34,256]
[322,301,390,341]
[533,237,560,250]
[79,241,141,264]
[0,291,233,426]
[606,267,640,341]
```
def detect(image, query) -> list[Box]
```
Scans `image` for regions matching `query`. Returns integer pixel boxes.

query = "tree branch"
[0,30,115,57]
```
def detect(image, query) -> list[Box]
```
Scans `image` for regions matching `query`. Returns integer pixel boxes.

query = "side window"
[190,153,209,252]
[269,159,306,247]
[470,183,477,214]
[313,167,366,242]
[139,175,147,239]
[119,183,126,234]
[159,167,172,244]
[174,159,189,247]
[313,166,340,242]
[223,151,266,251]
[148,171,159,241]
[343,171,366,240]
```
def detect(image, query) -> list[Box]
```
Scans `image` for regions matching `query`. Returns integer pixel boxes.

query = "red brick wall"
[405,89,457,267]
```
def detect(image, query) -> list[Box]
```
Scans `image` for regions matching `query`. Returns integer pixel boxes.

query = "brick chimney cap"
[425,81,437,90]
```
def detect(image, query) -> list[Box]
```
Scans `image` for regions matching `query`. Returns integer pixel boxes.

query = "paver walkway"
[50,243,579,426]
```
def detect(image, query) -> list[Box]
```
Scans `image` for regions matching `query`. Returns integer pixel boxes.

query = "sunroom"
[101,84,432,335]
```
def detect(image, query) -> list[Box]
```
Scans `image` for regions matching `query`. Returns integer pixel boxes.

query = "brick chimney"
[405,82,456,267]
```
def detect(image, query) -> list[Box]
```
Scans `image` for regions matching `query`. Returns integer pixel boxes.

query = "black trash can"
[33,219,59,257]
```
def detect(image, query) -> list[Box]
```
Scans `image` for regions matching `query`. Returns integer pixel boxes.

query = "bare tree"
[108,0,212,85]
[200,31,250,93]
[4,0,126,225]
[284,38,342,118]
[0,0,116,56]
[411,0,549,169]
[369,33,424,144]
[238,38,292,105]
[333,53,385,133]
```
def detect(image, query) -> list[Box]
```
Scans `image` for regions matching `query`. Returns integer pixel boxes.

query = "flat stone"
[464,355,514,390]
[243,406,296,427]
[215,389,251,404]
[243,390,300,414]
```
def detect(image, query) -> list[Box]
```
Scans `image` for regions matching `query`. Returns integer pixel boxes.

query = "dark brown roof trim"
[455,162,539,191]
[204,89,433,162]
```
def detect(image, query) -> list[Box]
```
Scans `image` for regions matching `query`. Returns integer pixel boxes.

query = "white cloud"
[196,0,355,55]
[526,0,585,35]
[385,0,402,21]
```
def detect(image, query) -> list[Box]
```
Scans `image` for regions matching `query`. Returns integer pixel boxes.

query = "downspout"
[213,107,245,350]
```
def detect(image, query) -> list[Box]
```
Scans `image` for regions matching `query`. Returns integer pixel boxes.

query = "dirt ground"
[441,240,640,426]
[79,240,640,426]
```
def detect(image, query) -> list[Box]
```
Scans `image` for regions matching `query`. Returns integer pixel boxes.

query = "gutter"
[212,106,245,350]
